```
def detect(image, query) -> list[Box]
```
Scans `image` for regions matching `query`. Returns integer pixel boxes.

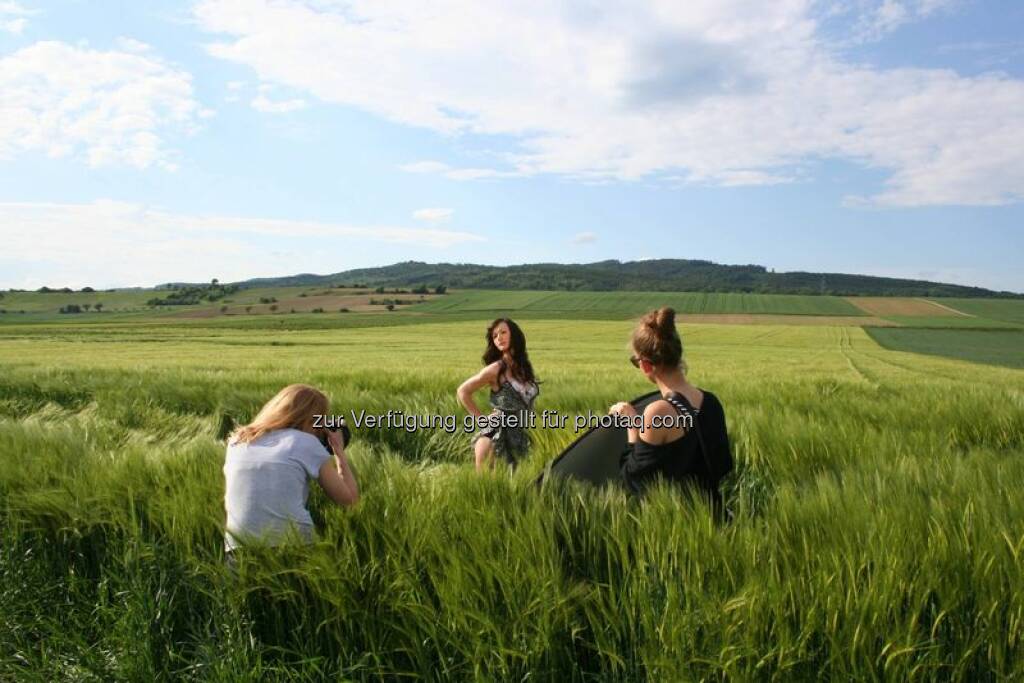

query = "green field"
[12,288,1024,331]
[933,298,1024,325]
[2,313,1023,681]
[880,315,1022,330]
[410,290,865,316]
[0,285,372,317]
[0,288,157,313]
[866,327,1024,369]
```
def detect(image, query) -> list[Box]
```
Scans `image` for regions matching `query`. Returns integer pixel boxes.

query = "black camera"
[318,418,352,454]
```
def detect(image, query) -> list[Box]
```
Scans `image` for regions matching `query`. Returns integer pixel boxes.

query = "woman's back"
[224,427,331,550]
[620,390,731,504]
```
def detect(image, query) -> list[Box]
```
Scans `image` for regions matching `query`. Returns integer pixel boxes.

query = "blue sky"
[1,0,1022,292]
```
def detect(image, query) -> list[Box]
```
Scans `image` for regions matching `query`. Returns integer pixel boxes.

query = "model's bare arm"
[456,361,501,418]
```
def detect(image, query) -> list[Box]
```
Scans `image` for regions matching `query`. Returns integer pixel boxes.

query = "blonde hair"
[632,306,688,373]
[230,384,330,445]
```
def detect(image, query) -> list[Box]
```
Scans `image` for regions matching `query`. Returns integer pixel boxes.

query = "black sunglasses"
[629,354,642,368]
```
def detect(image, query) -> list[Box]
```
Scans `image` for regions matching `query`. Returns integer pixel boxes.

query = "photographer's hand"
[326,431,347,472]
[320,429,359,506]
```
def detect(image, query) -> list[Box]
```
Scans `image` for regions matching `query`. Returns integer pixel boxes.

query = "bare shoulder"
[639,399,685,445]
[481,360,504,384]
[643,399,676,419]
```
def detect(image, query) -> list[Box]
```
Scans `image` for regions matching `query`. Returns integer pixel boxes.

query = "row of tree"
[372,285,447,294]
[147,282,239,306]
[58,303,104,314]
[34,286,99,293]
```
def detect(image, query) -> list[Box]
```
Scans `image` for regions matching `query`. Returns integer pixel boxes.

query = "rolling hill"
[221,259,1022,298]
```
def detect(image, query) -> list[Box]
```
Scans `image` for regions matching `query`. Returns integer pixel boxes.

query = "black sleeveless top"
[619,390,732,507]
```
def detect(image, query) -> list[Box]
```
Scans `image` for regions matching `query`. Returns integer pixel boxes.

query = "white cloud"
[412,207,453,222]
[250,83,307,113]
[193,0,1024,207]
[0,1,33,34]
[0,41,205,169]
[1,17,25,33]
[936,40,1024,68]
[400,160,450,174]
[400,159,519,181]
[0,200,486,288]
[225,80,245,102]
[571,231,597,245]
[115,37,152,53]
[841,0,957,43]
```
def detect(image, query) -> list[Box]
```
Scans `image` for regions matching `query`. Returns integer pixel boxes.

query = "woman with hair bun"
[608,307,732,512]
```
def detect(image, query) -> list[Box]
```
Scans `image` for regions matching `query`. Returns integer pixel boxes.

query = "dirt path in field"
[836,327,881,387]
[845,297,963,317]
[919,299,974,316]
[675,314,898,326]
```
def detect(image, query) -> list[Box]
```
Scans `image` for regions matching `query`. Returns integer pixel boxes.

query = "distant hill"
[218,259,1021,298]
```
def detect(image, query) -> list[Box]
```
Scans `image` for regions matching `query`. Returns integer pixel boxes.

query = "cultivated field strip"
[411,290,865,317]
[932,298,1024,324]
[846,297,962,317]
[1,320,1023,680]
[866,327,1024,369]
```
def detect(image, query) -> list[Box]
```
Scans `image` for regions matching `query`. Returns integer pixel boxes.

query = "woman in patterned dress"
[456,318,539,471]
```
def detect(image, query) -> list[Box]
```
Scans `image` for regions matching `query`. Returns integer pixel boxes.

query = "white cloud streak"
[251,83,307,113]
[841,0,957,43]
[0,201,486,288]
[193,0,1024,207]
[0,41,206,169]
[400,159,519,180]
[412,207,453,222]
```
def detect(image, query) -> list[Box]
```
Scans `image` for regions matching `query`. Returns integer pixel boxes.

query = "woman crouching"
[224,384,359,555]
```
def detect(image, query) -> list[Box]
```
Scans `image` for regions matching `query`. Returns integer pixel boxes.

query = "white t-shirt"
[223,428,331,551]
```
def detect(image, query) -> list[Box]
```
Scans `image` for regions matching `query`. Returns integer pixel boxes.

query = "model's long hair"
[482,317,536,384]
[230,384,329,445]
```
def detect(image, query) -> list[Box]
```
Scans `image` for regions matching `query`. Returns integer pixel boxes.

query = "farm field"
[846,296,964,317]
[866,327,1024,369]
[9,288,1024,333]
[880,315,1022,329]
[409,289,866,316]
[0,285,439,318]
[932,298,1024,325]
[2,315,1023,680]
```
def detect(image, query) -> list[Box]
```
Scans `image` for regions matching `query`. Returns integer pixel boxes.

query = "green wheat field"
[2,312,1023,680]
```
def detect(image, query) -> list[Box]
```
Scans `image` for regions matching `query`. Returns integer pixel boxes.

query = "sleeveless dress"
[471,369,539,466]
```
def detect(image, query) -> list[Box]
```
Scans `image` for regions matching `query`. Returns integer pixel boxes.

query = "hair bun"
[632,306,684,370]
[655,307,676,335]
